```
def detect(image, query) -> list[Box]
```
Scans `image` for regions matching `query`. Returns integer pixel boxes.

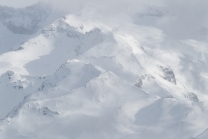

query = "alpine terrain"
[0,1,208,139]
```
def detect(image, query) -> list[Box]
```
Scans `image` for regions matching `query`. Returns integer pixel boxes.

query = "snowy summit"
[0,0,208,139]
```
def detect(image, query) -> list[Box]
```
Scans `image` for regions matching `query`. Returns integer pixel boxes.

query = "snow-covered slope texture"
[0,2,52,55]
[0,1,208,139]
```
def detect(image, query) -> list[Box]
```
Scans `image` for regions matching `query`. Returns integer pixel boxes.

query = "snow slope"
[0,2,208,139]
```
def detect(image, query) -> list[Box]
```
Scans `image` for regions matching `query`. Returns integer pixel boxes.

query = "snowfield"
[0,1,208,139]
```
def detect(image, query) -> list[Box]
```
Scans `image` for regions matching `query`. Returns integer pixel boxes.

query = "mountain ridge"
[0,2,208,139]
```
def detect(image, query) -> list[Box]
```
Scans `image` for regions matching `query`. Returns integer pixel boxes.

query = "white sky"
[0,0,46,8]
[0,0,208,40]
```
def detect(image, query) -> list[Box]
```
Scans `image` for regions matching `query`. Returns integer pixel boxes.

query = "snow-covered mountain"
[0,1,208,139]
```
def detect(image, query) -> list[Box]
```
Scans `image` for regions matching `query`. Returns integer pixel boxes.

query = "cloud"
[159,0,208,39]
[47,0,208,40]
[1,0,207,40]
[0,0,41,8]
[49,0,165,14]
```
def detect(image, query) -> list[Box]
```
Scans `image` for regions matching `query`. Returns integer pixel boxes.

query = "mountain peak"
[1,1,208,139]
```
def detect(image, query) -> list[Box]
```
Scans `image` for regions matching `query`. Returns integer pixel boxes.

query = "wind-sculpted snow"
[0,2,53,55]
[0,60,102,131]
[0,16,105,76]
[1,2,208,139]
[0,70,157,139]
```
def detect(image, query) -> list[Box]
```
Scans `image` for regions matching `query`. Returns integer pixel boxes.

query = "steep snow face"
[0,60,101,120]
[0,2,53,55]
[0,16,105,76]
[0,69,158,139]
[0,2,208,139]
